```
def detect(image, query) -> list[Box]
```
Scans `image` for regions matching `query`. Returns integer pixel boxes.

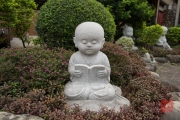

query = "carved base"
[66,85,130,112]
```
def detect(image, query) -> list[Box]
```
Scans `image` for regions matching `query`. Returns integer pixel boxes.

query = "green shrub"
[115,36,134,50]
[36,0,116,50]
[134,21,146,41]
[0,47,72,97]
[138,24,163,49]
[166,27,180,46]
[32,37,44,46]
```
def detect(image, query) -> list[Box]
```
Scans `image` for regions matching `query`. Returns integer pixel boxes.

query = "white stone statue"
[120,25,138,50]
[64,22,130,112]
[156,26,172,50]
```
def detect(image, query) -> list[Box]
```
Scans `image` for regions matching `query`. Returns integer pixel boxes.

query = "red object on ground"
[160,99,173,113]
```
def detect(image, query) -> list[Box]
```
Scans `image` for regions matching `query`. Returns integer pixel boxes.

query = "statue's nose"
[87,42,92,47]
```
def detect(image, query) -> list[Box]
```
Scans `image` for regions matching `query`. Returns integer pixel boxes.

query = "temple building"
[148,0,180,27]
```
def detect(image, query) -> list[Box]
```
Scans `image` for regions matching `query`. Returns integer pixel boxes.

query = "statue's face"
[74,31,104,56]
[124,27,133,37]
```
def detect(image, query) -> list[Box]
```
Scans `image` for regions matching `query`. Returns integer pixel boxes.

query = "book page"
[74,64,89,82]
[89,65,107,83]
[74,64,108,83]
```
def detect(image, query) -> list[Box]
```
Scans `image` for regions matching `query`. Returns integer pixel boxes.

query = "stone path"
[156,63,180,92]
[156,63,180,120]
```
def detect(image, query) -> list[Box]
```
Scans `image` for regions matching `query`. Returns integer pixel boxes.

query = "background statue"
[156,26,172,50]
[116,25,138,50]
[64,22,130,111]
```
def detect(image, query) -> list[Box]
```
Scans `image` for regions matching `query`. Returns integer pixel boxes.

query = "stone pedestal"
[66,85,130,112]
[65,22,130,112]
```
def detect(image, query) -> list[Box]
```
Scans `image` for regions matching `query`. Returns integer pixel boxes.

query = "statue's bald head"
[75,22,104,39]
[162,26,168,35]
[73,22,105,49]
[162,26,168,31]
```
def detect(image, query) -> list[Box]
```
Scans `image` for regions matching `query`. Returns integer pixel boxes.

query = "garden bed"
[0,43,173,119]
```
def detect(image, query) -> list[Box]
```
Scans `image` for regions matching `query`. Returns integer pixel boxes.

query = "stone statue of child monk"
[156,26,172,50]
[122,25,138,50]
[64,22,130,111]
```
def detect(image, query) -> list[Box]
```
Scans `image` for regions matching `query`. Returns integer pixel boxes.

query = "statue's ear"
[73,37,78,48]
[101,38,105,49]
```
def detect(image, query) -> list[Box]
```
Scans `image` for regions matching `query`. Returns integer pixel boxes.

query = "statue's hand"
[97,69,107,78]
[72,70,82,78]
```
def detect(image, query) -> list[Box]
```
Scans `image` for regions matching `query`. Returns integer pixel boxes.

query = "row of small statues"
[117,25,172,50]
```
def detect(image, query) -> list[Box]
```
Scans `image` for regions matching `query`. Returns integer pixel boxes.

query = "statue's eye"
[91,40,97,44]
[82,40,87,44]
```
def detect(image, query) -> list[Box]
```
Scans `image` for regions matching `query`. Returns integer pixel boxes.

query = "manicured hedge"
[138,24,163,48]
[166,27,180,46]
[36,0,116,50]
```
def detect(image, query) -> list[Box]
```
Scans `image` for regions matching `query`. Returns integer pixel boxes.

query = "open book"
[74,64,108,83]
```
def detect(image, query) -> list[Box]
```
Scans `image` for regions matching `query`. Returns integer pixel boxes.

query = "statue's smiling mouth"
[86,49,92,51]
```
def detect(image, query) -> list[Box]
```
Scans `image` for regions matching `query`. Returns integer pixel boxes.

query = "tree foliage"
[166,27,180,46]
[0,0,36,48]
[97,0,156,39]
[0,0,18,28]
